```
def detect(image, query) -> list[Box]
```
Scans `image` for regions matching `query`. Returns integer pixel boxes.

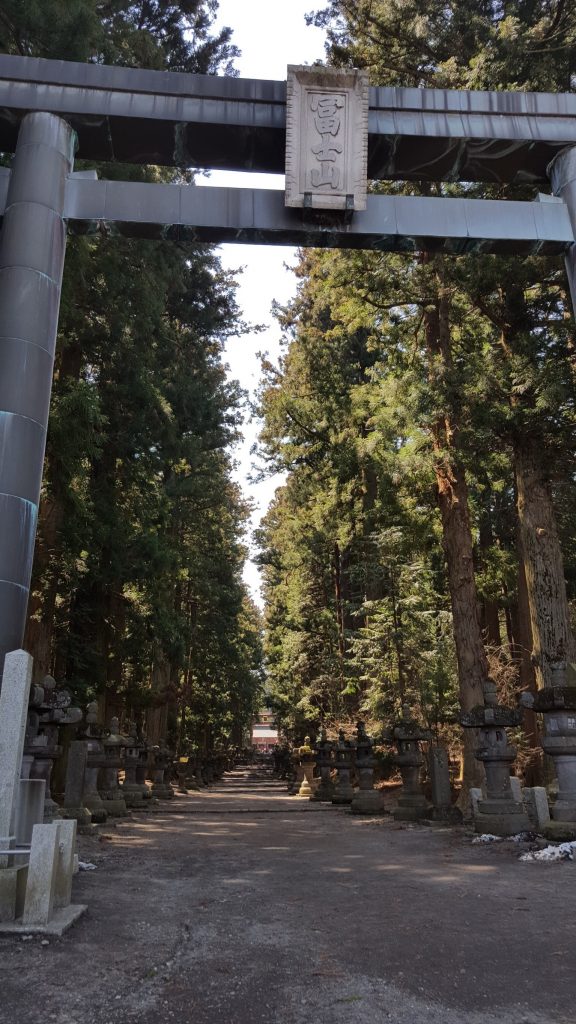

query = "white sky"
[201,1,327,605]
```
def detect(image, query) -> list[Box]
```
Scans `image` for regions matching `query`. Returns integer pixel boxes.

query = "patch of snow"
[520,841,576,863]
[471,834,503,843]
[78,860,97,871]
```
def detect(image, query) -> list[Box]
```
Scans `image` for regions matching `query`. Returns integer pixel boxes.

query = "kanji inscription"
[285,66,368,212]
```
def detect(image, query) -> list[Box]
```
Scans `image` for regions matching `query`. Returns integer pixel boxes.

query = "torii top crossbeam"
[1,52,576,183]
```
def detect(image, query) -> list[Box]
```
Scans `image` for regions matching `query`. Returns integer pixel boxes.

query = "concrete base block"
[0,903,87,936]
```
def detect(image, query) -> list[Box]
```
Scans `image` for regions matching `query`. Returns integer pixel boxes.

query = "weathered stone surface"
[351,722,385,815]
[461,679,529,836]
[389,706,430,822]
[22,822,59,926]
[469,787,483,820]
[509,776,522,802]
[0,865,27,922]
[522,786,550,831]
[332,730,355,805]
[14,778,46,844]
[63,741,92,827]
[54,818,76,909]
[429,748,451,806]
[0,650,33,861]
[286,65,368,211]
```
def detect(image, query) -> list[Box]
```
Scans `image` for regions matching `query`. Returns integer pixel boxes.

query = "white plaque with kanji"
[285,65,369,212]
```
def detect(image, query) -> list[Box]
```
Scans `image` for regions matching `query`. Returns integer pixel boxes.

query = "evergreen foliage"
[1,2,261,749]
[258,1,576,763]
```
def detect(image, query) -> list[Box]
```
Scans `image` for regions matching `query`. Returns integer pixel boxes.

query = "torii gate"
[1,53,576,667]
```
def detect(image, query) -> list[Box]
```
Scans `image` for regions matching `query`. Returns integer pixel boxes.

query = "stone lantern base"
[394,793,429,822]
[351,789,385,815]
[474,798,530,836]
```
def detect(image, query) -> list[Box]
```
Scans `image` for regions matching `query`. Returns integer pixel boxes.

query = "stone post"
[0,650,33,864]
[0,113,76,671]
[62,741,92,828]
[428,746,459,822]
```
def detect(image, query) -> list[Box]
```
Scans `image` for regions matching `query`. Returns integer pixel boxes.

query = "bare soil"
[1,767,574,1024]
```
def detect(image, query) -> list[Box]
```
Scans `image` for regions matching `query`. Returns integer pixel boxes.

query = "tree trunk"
[514,437,576,687]
[478,512,501,647]
[423,272,488,799]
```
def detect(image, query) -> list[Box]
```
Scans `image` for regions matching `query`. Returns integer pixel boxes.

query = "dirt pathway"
[1,767,574,1024]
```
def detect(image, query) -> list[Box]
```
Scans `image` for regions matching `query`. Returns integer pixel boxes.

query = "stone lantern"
[461,679,530,836]
[522,663,576,833]
[332,730,355,805]
[25,675,82,822]
[295,737,316,798]
[81,702,108,824]
[99,717,129,816]
[288,745,304,795]
[311,728,334,802]
[351,721,385,815]
[389,705,431,822]
[151,742,175,800]
[121,725,147,809]
[135,731,154,805]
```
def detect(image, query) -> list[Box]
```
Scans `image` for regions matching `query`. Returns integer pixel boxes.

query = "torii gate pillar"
[549,147,576,315]
[0,113,75,670]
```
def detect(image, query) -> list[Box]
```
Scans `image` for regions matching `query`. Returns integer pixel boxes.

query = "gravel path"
[1,767,574,1024]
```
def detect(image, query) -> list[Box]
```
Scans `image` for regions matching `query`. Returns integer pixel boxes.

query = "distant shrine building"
[251,710,278,753]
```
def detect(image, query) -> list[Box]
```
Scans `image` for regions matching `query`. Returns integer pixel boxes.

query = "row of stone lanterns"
[283,687,570,835]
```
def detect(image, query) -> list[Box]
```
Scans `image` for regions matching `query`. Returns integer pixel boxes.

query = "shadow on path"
[1,766,574,1024]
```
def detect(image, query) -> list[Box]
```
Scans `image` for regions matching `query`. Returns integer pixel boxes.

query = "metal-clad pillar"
[0,112,75,671]
[549,147,576,317]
